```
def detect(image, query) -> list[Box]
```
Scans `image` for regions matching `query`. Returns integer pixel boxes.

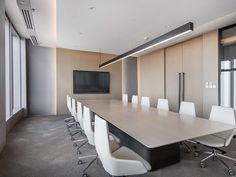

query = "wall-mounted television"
[73,70,110,94]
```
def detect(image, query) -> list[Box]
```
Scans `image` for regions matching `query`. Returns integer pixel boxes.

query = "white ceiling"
[6,0,236,55]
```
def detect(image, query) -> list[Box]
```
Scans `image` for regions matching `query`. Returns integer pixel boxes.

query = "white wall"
[26,41,56,115]
[0,0,6,152]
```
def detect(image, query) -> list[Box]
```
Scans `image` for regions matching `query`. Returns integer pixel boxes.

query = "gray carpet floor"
[0,115,236,177]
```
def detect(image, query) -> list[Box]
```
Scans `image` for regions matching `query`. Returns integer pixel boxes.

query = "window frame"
[5,14,27,121]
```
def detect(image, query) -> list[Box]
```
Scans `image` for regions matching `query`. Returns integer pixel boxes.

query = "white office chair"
[66,95,70,112]
[94,115,151,177]
[157,98,169,111]
[66,98,77,129]
[179,101,196,117]
[83,106,95,146]
[65,95,74,122]
[79,107,120,177]
[78,106,98,176]
[72,102,88,152]
[194,106,236,176]
[122,94,128,103]
[131,95,138,105]
[179,101,196,153]
[141,96,150,107]
[76,101,84,129]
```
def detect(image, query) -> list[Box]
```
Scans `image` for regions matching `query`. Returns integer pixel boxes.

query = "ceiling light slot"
[30,35,39,46]
[17,0,39,46]
[21,9,33,29]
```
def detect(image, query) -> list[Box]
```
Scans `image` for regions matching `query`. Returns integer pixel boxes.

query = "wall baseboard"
[6,109,25,134]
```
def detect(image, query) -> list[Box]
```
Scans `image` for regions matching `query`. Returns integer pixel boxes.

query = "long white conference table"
[80,99,236,170]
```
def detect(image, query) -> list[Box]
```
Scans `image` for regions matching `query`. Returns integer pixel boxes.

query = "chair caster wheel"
[194,151,199,157]
[200,162,206,168]
[77,150,81,154]
[78,160,83,165]
[228,169,235,176]
[82,173,88,177]
[73,143,77,147]
[71,137,75,141]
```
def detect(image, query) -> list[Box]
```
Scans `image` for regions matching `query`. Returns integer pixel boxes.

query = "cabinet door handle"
[178,73,181,109]
[182,72,185,101]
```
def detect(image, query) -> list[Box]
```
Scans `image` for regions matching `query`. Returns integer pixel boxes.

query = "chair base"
[64,116,74,122]
[194,145,226,157]
[200,148,236,176]
[80,154,98,177]
[182,142,192,153]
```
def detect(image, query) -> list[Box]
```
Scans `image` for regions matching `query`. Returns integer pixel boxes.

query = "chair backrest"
[141,96,150,107]
[76,101,83,129]
[94,115,113,168]
[179,101,196,117]
[66,95,69,108]
[95,115,148,176]
[131,95,138,104]
[67,95,72,113]
[210,106,236,125]
[122,94,128,103]
[71,98,76,117]
[209,105,236,146]
[83,106,94,146]
[157,98,169,111]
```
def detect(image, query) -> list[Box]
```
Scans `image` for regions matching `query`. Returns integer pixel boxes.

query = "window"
[5,16,27,120]
[5,18,11,119]
[12,29,21,114]
[220,25,236,109]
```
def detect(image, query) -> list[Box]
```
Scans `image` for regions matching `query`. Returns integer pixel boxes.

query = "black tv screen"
[73,70,110,94]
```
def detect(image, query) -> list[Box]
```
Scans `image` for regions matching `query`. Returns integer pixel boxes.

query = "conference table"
[80,99,236,171]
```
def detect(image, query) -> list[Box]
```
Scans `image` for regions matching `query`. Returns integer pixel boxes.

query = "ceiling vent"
[17,0,39,46]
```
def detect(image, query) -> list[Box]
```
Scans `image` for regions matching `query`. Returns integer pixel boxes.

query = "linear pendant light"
[99,22,193,68]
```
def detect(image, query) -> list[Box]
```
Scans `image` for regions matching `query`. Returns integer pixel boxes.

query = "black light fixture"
[99,22,194,68]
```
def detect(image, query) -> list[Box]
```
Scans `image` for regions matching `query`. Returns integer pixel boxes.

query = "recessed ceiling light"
[143,36,150,41]
[90,7,96,11]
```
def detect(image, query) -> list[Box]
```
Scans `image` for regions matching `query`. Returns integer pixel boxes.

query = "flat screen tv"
[73,70,110,94]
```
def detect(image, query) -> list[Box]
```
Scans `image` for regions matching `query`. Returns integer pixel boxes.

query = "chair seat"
[194,134,225,147]
[112,146,151,171]
[109,135,120,152]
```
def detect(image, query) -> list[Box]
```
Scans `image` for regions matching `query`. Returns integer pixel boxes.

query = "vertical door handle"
[182,72,185,101]
[178,73,181,109]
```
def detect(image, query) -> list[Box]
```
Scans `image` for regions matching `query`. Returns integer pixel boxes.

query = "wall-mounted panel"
[165,44,183,112]
[182,36,203,117]
[203,30,219,118]
[138,49,165,107]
